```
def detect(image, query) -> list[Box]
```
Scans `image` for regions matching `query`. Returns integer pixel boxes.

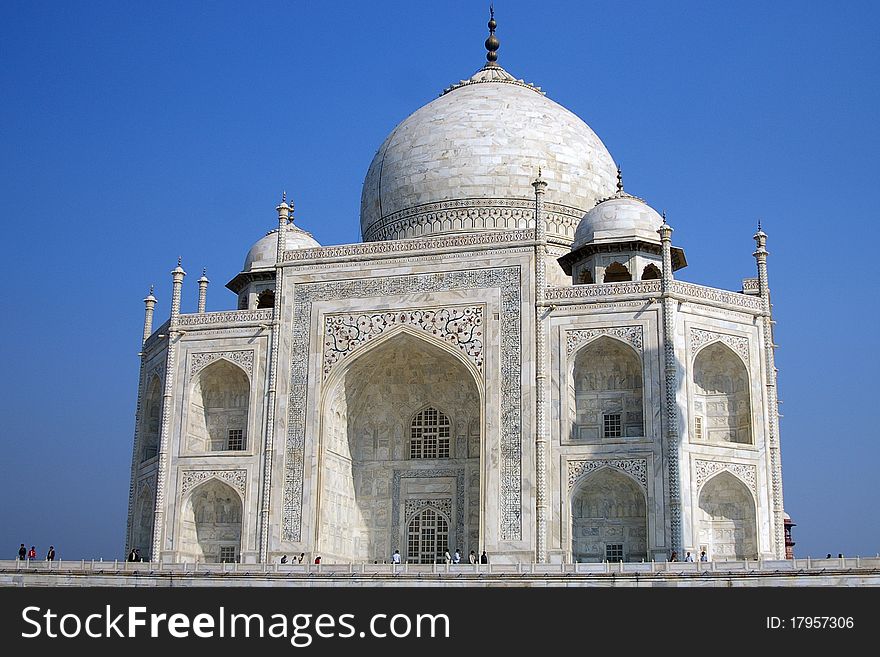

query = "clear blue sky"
[1,0,877,560]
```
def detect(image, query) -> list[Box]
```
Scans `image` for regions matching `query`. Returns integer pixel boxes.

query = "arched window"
[409,407,451,459]
[407,508,449,563]
[642,264,661,280]
[257,289,275,309]
[572,337,643,440]
[693,343,752,444]
[603,262,632,283]
[577,269,594,284]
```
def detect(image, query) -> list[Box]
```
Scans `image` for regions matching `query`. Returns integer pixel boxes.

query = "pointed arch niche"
[571,335,644,441]
[178,478,243,563]
[693,342,752,445]
[187,359,250,453]
[319,330,482,563]
[130,482,155,556]
[140,375,162,462]
[697,471,758,560]
[570,468,647,562]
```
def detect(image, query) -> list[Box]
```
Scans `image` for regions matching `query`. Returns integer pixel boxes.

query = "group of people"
[669,550,708,562]
[388,548,489,565]
[126,548,147,562]
[279,553,312,564]
[18,544,55,561]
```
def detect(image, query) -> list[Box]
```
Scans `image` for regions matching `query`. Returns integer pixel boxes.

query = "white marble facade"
[126,40,786,566]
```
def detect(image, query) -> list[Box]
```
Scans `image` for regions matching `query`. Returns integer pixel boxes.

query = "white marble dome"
[243,224,320,271]
[360,65,618,243]
[572,194,664,250]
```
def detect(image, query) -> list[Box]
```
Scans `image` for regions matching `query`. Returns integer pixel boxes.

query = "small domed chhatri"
[242,224,320,272]
[226,194,320,310]
[573,168,664,248]
[360,11,617,243]
[559,168,686,284]
[129,8,789,572]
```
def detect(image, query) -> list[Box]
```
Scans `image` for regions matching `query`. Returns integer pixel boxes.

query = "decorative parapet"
[689,328,750,364]
[180,469,247,497]
[741,278,760,295]
[178,309,272,328]
[567,458,648,493]
[323,307,483,380]
[566,326,643,355]
[694,459,757,496]
[189,350,255,378]
[669,281,763,312]
[546,280,662,301]
[543,280,762,313]
[283,228,535,263]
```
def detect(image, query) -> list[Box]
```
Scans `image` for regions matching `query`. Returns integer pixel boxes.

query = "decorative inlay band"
[566,326,643,355]
[741,278,760,294]
[323,307,483,380]
[567,459,648,492]
[189,350,254,378]
[694,459,757,496]
[670,281,762,312]
[690,328,750,365]
[284,229,535,262]
[180,469,247,497]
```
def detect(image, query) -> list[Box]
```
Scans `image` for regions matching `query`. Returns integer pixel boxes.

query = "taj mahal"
[125,12,787,566]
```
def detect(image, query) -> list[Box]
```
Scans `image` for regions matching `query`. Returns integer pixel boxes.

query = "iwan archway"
[178,478,243,563]
[570,467,648,563]
[318,330,482,563]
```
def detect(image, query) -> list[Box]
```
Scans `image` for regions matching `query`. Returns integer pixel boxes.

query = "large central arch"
[318,330,482,563]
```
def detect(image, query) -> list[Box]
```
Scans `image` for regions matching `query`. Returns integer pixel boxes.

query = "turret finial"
[149,284,154,296]
[177,256,182,267]
[616,167,624,194]
[282,190,286,203]
[757,219,762,232]
[485,5,500,66]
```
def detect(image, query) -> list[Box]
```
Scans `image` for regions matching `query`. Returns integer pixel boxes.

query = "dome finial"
[485,4,500,66]
[616,166,624,194]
